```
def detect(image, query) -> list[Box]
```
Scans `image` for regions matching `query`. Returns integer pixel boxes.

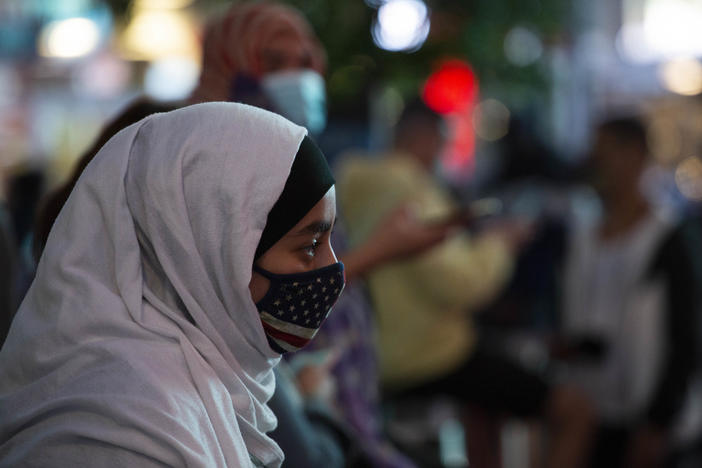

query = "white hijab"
[0,102,307,467]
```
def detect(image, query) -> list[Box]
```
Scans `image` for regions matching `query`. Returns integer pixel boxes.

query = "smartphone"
[427,197,503,228]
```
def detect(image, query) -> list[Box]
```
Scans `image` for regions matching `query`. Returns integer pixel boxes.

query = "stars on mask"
[258,268,345,340]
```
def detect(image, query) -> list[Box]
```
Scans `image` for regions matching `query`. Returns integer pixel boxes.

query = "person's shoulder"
[336,151,413,187]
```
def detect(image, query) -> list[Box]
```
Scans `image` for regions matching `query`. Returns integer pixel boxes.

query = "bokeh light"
[72,54,132,99]
[372,0,430,52]
[422,60,478,114]
[658,58,702,96]
[119,9,199,61]
[144,57,200,101]
[504,26,543,67]
[675,156,702,200]
[38,18,101,59]
[618,0,702,63]
[647,116,683,165]
[134,0,195,8]
[473,99,511,141]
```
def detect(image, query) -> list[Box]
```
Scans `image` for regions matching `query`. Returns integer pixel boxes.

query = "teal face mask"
[261,69,327,135]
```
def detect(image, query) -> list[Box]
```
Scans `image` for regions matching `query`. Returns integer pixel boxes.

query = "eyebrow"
[293,218,335,236]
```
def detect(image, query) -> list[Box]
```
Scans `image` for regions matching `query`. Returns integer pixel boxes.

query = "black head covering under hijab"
[255,136,335,259]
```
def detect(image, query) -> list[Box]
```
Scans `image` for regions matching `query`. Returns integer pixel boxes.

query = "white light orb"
[504,26,543,67]
[659,57,702,96]
[372,0,430,52]
[39,17,101,59]
[144,57,200,101]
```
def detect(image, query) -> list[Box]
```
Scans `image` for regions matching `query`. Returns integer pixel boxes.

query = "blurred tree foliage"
[286,0,570,114]
[104,0,571,115]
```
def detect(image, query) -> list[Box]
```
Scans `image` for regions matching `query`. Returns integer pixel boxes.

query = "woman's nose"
[317,243,337,268]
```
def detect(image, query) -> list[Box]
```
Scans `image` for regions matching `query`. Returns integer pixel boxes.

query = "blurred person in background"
[557,116,701,468]
[337,99,595,468]
[30,2,454,466]
[188,1,326,137]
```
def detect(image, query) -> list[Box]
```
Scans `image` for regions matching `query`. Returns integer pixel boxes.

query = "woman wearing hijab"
[0,102,344,467]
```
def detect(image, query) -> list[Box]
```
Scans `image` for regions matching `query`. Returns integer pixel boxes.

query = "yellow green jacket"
[337,153,513,390]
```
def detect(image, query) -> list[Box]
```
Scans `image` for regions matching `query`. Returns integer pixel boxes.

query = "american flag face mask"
[253,262,345,354]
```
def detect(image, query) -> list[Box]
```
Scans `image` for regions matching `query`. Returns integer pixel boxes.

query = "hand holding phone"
[427,197,504,229]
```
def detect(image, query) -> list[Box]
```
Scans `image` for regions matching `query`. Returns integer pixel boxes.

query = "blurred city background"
[2,0,702,195]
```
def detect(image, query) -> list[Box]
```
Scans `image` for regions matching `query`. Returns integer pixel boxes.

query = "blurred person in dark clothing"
[558,116,701,468]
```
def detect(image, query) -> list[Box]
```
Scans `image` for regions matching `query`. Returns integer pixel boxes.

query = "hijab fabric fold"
[0,102,307,467]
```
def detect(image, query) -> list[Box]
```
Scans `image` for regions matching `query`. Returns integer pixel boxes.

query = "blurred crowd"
[2,1,702,468]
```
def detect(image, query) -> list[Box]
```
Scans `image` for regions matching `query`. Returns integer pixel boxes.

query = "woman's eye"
[303,240,320,257]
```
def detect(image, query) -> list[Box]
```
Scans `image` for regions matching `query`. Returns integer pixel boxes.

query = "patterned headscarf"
[190,1,326,103]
